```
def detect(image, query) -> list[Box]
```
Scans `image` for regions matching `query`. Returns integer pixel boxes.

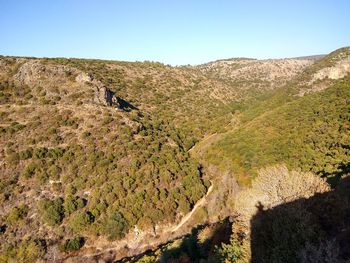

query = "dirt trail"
[72,132,231,262]
[79,181,214,261]
[171,182,214,232]
[189,133,221,157]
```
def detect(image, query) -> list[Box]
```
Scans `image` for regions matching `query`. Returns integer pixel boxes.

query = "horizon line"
[2,47,348,67]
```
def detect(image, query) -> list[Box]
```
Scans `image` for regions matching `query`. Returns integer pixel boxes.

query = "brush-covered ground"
[129,48,350,263]
[0,47,349,262]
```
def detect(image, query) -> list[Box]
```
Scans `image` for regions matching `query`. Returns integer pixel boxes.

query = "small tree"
[6,204,29,224]
[69,212,93,233]
[63,237,85,251]
[216,239,243,263]
[64,195,77,216]
[38,198,64,226]
[104,211,129,240]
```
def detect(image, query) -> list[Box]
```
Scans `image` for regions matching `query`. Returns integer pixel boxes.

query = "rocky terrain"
[197,57,314,92]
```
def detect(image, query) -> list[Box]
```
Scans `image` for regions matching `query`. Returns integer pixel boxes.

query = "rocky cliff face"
[14,60,77,86]
[12,59,121,108]
[75,72,120,107]
[298,49,350,95]
[311,57,350,82]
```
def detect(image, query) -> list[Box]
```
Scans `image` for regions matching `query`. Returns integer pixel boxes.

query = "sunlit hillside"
[0,47,349,262]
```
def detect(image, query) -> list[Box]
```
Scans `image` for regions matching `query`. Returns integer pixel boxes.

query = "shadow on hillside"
[116,97,138,111]
[324,162,350,187]
[159,220,232,263]
[250,176,350,263]
[119,219,232,263]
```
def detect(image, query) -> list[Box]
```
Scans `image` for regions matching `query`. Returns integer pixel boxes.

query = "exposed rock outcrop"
[298,55,350,95]
[14,60,76,86]
[76,72,120,107]
[311,57,350,82]
[198,58,314,91]
[94,85,119,107]
[13,60,123,108]
[75,72,93,83]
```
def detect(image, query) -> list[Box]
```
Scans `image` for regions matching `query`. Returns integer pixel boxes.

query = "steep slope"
[131,48,350,263]
[203,47,350,185]
[0,54,280,261]
[0,57,212,262]
[0,47,348,262]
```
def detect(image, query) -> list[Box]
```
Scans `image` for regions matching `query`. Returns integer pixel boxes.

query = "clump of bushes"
[38,198,64,226]
[69,212,94,233]
[0,239,46,263]
[6,204,29,224]
[63,237,85,251]
[103,211,129,240]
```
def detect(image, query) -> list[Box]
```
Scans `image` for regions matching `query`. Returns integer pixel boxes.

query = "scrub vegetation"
[0,47,349,262]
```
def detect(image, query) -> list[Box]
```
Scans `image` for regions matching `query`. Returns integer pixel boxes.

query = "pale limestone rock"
[312,57,350,82]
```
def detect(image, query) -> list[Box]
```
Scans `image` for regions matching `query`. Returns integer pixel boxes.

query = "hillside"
[203,47,350,185]
[0,57,218,261]
[122,47,349,263]
[0,47,349,262]
[197,57,313,93]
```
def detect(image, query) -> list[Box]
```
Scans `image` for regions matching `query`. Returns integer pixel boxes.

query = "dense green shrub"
[63,237,85,251]
[0,239,46,263]
[6,204,28,224]
[38,198,64,226]
[22,162,38,178]
[216,239,243,263]
[103,211,129,240]
[64,195,79,216]
[69,212,94,233]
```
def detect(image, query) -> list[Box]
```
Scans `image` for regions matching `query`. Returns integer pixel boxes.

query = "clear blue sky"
[1,0,349,65]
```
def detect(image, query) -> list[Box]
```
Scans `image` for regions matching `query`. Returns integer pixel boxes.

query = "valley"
[0,47,349,262]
